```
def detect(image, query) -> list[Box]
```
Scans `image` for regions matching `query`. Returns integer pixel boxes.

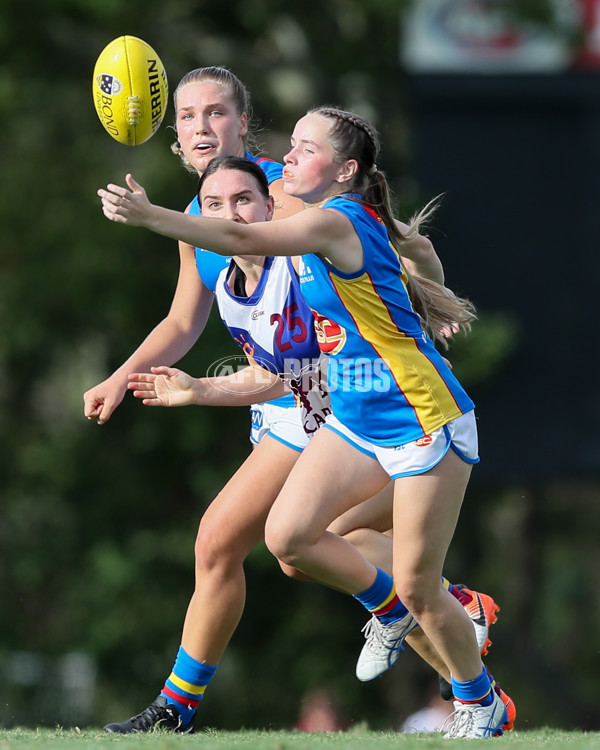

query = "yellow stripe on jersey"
[168,673,208,696]
[329,272,462,434]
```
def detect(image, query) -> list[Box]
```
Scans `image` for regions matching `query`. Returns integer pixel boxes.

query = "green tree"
[1,0,595,733]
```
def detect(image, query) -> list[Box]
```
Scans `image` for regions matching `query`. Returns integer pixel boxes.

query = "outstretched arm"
[269,177,305,220]
[98,174,364,272]
[83,235,214,424]
[128,365,287,408]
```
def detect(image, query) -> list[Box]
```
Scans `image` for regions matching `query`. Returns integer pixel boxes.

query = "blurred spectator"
[400,684,453,734]
[294,688,348,732]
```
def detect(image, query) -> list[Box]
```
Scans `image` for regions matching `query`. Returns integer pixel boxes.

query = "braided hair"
[309,106,476,347]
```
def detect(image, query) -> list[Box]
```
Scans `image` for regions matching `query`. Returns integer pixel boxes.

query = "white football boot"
[443,691,508,739]
[355,612,418,681]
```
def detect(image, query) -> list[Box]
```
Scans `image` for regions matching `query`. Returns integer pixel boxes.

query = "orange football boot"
[457,584,500,655]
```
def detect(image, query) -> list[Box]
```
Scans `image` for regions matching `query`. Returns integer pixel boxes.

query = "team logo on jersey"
[312,313,346,355]
[415,435,433,447]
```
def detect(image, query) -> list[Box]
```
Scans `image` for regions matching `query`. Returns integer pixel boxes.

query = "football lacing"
[126,95,142,125]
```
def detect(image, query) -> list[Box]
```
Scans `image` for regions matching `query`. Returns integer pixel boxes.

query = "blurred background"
[1,0,600,733]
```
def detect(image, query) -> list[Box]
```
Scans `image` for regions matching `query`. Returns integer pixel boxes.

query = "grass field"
[0,727,598,750]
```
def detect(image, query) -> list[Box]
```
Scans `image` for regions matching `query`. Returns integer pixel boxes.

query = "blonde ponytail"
[395,196,477,349]
[405,274,477,349]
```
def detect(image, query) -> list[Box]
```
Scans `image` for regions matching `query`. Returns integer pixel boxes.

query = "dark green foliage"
[0,0,597,734]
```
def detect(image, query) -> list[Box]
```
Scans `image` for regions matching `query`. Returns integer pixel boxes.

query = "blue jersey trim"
[265,431,304,453]
[322,423,378,460]
[267,393,296,408]
[222,257,275,306]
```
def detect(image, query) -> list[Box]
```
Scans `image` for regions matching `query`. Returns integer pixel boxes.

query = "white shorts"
[323,410,479,479]
[249,402,310,452]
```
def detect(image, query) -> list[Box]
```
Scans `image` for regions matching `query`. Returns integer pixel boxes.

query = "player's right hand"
[83,379,126,425]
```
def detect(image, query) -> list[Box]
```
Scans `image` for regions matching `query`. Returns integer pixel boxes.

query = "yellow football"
[92,35,168,146]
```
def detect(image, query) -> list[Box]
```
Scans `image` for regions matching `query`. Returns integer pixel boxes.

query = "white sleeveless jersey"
[214,256,331,436]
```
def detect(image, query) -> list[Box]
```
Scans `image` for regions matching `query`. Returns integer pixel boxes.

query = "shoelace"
[361,616,407,657]
[443,705,475,738]
[131,702,180,731]
[444,702,504,739]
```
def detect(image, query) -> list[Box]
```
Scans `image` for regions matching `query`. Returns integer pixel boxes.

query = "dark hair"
[308,106,403,238]
[197,156,270,201]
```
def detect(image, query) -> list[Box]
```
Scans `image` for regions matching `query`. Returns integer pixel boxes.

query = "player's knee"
[194,512,245,573]
[264,531,295,565]
[264,518,303,565]
[194,525,221,572]
[393,574,432,617]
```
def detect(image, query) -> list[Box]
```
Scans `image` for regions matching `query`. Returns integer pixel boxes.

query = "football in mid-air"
[92,35,168,146]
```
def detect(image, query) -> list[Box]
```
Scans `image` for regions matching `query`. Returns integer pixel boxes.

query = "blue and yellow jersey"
[298,194,474,446]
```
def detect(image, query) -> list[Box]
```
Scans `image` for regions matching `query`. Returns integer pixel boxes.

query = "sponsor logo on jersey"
[250,408,264,430]
[298,258,314,283]
[415,435,433,447]
[312,313,346,355]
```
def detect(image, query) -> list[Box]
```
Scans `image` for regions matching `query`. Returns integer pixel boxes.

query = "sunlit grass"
[0,727,598,750]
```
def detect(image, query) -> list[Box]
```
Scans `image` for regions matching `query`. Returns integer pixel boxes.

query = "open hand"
[98,173,153,226]
[128,366,198,407]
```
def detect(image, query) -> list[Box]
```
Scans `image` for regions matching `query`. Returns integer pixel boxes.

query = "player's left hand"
[128,365,198,407]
